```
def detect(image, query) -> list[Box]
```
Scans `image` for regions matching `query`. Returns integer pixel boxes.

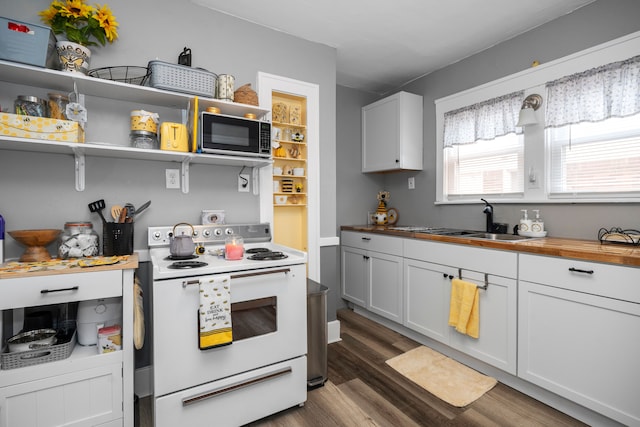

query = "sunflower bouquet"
[39,0,118,47]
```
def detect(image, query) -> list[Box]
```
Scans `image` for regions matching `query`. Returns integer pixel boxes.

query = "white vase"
[55,41,91,74]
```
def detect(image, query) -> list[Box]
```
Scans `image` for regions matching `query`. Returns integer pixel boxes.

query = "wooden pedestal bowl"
[8,229,62,262]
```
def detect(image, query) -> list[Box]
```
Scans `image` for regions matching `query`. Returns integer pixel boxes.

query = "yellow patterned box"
[0,112,84,143]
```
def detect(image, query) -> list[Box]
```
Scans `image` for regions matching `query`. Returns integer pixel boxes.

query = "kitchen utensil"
[88,199,108,225]
[124,203,135,222]
[7,328,57,353]
[170,222,196,257]
[133,200,151,219]
[111,205,123,221]
[117,206,128,223]
[8,229,62,262]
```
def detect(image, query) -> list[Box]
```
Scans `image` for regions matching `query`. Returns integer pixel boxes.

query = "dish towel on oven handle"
[198,275,233,350]
[448,278,480,339]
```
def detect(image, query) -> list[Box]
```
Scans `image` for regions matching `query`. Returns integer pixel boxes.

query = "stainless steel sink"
[464,232,533,241]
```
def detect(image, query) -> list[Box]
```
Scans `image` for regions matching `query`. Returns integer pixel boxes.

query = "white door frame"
[257,72,320,282]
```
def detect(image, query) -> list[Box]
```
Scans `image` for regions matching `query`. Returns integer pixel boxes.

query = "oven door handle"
[182,366,292,406]
[181,268,291,288]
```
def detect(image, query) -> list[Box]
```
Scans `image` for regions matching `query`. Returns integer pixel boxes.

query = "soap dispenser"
[531,210,544,233]
[519,209,532,232]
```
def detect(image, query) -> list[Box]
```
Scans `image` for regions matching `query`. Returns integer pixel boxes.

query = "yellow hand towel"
[198,275,233,350]
[448,278,480,339]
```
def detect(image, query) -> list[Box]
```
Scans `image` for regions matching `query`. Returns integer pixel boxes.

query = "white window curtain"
[545,55,640,128]
[443,90,524,148]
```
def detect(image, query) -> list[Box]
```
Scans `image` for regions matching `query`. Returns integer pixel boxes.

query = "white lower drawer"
[155,356,307,427]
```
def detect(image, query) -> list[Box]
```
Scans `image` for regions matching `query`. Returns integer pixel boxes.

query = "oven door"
[152,264,306,397]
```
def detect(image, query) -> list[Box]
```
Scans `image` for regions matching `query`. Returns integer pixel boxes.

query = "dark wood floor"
[251,308,587,427]
[141,308,587,426]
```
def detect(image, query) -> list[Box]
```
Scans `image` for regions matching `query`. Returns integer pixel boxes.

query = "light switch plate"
[408,177,415,190]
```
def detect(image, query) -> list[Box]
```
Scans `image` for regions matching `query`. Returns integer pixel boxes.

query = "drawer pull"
[361,237,371,241]
[40,286,79,294]
[182,367,292,406]
[363,255,370,260]
[568,267,594,275]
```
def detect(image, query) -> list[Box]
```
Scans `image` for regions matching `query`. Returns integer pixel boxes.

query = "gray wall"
[337,0,640,239]
[0,0,337,258]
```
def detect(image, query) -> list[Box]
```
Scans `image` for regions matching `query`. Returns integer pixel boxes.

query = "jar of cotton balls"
[58,221,100,259]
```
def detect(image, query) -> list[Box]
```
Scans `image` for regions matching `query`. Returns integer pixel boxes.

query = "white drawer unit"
[518,254,640,427]
[0,265,136,427]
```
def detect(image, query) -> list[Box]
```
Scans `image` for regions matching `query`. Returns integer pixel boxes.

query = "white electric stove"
[148,223,308,426]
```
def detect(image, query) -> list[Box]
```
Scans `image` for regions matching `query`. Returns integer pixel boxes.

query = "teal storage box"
[0,17,57,68]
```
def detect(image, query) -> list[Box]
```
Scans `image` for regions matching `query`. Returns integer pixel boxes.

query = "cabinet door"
[362,95,399,172]
[518,280,640,426]
[448,272,517,375]
[341,246,368,307]
[0,362,123,427]
[403,258,453,343]
[368,251,403,323]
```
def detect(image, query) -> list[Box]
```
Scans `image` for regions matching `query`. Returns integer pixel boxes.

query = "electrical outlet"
[166,169,180,189]
[408,177,415,190]
[238,174,250,192]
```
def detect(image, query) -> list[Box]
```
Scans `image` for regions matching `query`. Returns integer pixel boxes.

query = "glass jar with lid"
[58,221,100,259]
[47,93,69,120]
[14,95,47,117]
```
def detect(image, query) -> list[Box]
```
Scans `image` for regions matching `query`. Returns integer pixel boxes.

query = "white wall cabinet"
[403,239,517,374]
[0,265,136,427]
[362,91,423,172]
[518,254,640,427]
[341,231,404,322]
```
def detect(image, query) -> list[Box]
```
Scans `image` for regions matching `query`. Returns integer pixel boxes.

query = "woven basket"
[234,83,259,106]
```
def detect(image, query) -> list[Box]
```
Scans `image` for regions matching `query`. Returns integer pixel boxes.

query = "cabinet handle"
[361,237,371,241]
[363,255,370,260]
[568,267,594,275]
[443,273,454,280]
[40,286,79,294]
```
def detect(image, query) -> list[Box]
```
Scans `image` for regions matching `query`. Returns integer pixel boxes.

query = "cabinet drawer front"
[519,254,640,302]
[404,239,517,278]
[0,362,123,427]
[0,270,122,309]
[341,232,403,255]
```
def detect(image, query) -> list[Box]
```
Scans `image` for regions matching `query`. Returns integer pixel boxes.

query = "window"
[435,33,640,204]
[442,91,524,198]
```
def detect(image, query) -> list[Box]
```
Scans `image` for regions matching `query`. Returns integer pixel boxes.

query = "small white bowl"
[273,167,283,175]
[293,168,304,176]
[275,195,288,205]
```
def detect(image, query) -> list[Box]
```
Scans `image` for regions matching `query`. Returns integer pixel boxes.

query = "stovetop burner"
[165,254,198,261]
[245,247,271,254]
[248,251,288,261]
[168,261,209,269]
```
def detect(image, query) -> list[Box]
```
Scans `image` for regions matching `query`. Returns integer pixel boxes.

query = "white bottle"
[531,210,544,233]
[519,209,532,233]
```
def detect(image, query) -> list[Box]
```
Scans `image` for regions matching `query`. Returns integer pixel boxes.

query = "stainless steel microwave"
[199,112,271,157]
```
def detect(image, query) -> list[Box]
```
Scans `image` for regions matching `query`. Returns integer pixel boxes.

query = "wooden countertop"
[0,253,139,279]
[341,226,640,267]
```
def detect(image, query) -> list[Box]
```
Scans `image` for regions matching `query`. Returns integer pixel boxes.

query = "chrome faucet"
[481,198,494,233]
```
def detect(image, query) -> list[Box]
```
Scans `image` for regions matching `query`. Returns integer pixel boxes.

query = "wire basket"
[88,66,150,86]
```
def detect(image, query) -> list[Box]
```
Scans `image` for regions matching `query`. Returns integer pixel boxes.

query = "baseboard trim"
[328,320,341,343]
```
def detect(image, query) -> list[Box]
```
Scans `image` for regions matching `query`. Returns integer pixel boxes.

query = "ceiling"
[193,0,596,95]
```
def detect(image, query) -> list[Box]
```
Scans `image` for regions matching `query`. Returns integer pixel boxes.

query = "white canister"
[216,74,235,101]
[77,297,122,345]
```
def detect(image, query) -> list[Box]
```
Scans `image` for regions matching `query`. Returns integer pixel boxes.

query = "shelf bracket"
[72,147,86,191]
[181,157,190,194]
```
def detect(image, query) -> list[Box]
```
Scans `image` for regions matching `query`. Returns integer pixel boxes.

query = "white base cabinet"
[341,232,403,323]
[403,239,517,375]
[518,254,640,427]
[0,267,135,427]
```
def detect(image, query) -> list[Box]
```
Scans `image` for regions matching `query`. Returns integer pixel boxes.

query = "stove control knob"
[153,231,162,240]
[202,229,211,238]
[213,228,222,236]
[225,228,234,235]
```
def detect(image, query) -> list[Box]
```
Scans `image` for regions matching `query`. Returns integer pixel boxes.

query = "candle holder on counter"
[224,235,244,260]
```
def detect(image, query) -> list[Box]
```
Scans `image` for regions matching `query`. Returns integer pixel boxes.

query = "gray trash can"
[307,278,329,388]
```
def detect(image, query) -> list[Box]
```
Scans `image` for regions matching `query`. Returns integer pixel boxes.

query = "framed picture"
[201,210,225,225]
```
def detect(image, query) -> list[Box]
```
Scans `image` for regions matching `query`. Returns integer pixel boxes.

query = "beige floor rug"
[386,346,497,407]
